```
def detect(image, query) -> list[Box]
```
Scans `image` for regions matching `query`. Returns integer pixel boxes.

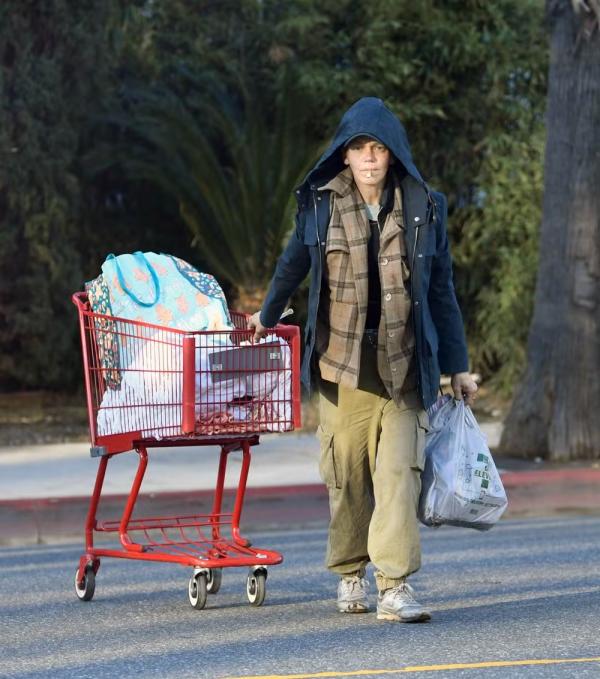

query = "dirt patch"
[0,384,508,448]
[0,391,89,447]
[0,390,320,447]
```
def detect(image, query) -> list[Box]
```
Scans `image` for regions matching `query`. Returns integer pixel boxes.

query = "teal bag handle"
[106,252,160,307]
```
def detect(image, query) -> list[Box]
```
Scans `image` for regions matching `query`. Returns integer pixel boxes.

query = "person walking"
[248,97,477,622]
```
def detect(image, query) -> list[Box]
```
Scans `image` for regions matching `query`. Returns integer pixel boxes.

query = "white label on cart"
[256,553,268,559]
[269,353,281,360]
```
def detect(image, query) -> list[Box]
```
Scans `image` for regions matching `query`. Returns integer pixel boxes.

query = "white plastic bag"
[418,395,508,530]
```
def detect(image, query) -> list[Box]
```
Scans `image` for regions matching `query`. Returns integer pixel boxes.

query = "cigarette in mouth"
[367,171,372,178]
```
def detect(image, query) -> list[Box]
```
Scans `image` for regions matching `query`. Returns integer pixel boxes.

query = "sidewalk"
[1,423,599,545]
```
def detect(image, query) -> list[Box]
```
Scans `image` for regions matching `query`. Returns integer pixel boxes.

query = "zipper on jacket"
[308,187,324,393]
[312,187,323,297]
[312,187,323,250]
[410,223,425,405]
[410,224,420,276]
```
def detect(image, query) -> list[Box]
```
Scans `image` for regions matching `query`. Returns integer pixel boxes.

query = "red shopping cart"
[72,292,301,609]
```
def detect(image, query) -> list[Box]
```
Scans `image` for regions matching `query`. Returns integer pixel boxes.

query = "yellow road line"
[222,656,600,679]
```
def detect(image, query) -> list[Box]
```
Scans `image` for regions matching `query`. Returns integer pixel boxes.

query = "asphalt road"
[1,516,600,679]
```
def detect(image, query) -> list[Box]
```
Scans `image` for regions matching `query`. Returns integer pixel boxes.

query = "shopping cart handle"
[72,291,89,310]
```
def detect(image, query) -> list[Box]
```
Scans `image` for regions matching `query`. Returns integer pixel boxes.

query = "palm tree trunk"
[500,0,600,461]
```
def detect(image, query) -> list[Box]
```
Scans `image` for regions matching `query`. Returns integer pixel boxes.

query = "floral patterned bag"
[86,252,233,390]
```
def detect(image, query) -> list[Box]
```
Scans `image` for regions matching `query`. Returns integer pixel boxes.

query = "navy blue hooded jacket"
[260,97,468,409]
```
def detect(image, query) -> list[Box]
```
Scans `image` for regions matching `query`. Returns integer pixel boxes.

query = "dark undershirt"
[366,219,382,330]
[365,175,395,330]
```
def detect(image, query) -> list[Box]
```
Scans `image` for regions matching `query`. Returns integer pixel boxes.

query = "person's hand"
[247,311,268,342]
[451,372,478,407]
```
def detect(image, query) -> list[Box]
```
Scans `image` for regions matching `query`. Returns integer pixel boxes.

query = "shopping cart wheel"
[246,568,267,607]
[188,572,208,610]
[206,568,222,594]
[74,566,95,602]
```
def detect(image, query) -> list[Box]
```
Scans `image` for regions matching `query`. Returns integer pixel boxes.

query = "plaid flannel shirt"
[315,168,416,402]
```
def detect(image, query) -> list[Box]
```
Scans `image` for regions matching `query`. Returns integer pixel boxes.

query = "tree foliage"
[0,1,125,389]
[87,69,321,308]
[0,0,548,393]
[454,131,544,390]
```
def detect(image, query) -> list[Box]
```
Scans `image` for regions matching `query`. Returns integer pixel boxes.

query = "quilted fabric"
[100,252,232,332]
[86,252,233,390]
[85,275,122,390]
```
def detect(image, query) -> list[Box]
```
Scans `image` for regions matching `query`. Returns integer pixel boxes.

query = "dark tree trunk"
[500,0,600,461]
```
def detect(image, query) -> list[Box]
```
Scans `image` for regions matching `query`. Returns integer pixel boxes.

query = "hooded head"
[298,97,425,194]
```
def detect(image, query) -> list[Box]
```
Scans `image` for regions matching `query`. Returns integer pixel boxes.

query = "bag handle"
[106,252,160,307]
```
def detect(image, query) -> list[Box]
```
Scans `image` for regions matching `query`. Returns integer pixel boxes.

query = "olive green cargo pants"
[317,343,429,592]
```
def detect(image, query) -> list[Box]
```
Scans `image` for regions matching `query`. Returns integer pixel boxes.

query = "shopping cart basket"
[72,292,301,609]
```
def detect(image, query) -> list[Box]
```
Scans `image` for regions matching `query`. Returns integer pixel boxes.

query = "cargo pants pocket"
[317,425,341,489]
[414,412,430,471]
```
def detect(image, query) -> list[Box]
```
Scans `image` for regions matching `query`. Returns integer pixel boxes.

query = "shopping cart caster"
[246,567,267,607]
[188,569,208,610]
[74,566,96,602]
[206,568,222,594]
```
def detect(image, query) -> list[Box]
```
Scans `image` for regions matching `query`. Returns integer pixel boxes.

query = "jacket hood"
[297,97,426,195]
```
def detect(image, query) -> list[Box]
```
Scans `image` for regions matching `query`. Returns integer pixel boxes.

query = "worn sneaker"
[337,575,370,613]
[377,582,431,622]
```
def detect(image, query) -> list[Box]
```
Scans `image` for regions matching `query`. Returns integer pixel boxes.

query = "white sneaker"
[377,582,431,622]
[337,575,370,613]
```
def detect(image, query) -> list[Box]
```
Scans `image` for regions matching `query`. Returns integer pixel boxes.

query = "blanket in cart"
[100,252,232,331]
[86,252,292,437]
[86,252,233,389]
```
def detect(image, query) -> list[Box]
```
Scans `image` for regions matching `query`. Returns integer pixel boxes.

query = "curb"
[0,485,330,546]
[500,469,600,485]
[1,471,600,546]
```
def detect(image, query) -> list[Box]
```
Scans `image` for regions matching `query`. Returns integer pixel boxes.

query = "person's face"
[343,136,392,187]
